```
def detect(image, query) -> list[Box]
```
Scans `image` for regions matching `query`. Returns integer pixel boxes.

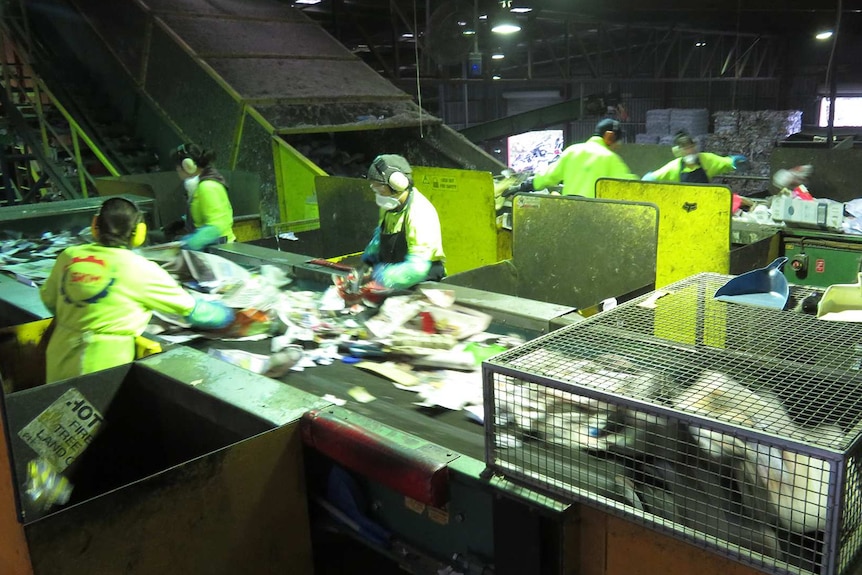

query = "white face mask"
[183,174,200,194]
[375,193,401,211]
[684,153,699,165]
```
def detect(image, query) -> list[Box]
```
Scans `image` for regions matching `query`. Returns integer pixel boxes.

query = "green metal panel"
[513,194,658,310]
[783,236,862,288]
[274,138,326,231]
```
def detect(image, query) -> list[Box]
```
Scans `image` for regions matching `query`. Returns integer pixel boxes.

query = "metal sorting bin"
[442,195,659,310]
[483,273,862,575]
[0,194,158,237]
[0,347,319,574]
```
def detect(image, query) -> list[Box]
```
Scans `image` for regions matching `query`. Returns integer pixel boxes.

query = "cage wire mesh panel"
[483,273,862,575]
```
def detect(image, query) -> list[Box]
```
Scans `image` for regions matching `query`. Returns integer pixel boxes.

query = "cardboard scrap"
[354,361,420,387]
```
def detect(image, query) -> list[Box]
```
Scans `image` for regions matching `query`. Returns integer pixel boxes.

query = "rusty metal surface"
[161,14,350,59]
[143,0,304,19]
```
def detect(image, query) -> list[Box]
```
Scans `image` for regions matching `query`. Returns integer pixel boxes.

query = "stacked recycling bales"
[636,108,709,144]
[704,110,802,195]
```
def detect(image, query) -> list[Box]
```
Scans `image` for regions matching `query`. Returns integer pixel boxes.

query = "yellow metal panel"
[596,179,731,287]
[413,167,498,275]
[232,217,262,242]
[272,137,326,228]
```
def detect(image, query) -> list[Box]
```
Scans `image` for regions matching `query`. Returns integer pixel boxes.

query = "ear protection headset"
[92,197,147,248]
[177,144,198,175]
[373,156,411,193]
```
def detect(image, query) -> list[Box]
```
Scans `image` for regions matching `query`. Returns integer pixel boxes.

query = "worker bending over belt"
[40,197,235,383]
[361,154,446,290]
[166,143,236,251]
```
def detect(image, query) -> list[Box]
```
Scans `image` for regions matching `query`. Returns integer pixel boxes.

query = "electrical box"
[468,52,482,77]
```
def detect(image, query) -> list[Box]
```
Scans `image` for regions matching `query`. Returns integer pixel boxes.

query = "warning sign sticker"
[18,388,105,471]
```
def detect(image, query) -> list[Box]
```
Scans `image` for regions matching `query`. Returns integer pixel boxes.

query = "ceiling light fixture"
[492,75,502,80]
[492,21,521,34]
[491,2,521,34]
[492,53,505,60]
[294,0,321,4]
[695,41,707,47]
[511,7,532,14]
[816,30,834,40]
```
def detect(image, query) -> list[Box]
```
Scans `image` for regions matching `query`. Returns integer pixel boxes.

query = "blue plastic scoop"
[714,257,790,310]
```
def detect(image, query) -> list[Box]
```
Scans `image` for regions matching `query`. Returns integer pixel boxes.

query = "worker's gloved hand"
[180,225,221,251]
[361,251,378,266]
[642,172,658,182]
[361,229,380,266]
[731,155,749,171]
[185,298,235,330]
[518,176,535,194]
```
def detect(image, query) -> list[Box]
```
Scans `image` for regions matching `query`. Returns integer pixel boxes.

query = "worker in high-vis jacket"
[361,154,446,290]
[643,130,748,184]
[642,130,751,211]
[530,118,636,198]
[40,197,235,383]
[166,143,236,251]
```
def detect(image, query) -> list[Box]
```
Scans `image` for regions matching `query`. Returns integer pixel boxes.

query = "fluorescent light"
[294,0,321,4]
[511,7,532,13]
[492,75,502,80]
[695,41,707,47]
[492,23,521,34]
[492,53,505,60]
[816,30,833,40]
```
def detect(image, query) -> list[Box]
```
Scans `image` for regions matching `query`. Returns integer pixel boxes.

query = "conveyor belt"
[193,338,487,460]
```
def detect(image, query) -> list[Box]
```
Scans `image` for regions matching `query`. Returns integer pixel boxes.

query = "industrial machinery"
[2,230,840,574]
[484,273,862,575]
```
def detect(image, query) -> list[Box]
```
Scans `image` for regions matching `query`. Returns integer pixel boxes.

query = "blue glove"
[731,155,749,170]
[361,228,380,266]
[181,225,222,251]
[642,172,657,182]
[185,298,235,330]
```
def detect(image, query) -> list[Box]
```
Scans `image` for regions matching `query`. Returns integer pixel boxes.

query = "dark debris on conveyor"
[139,245,525,415]
[0,229,91,286]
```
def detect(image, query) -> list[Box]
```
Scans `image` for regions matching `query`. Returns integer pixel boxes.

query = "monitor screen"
[507,130,564,174]
[819,97,862,127]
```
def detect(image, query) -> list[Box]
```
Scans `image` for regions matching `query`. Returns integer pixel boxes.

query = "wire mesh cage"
[483,273,862,575]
